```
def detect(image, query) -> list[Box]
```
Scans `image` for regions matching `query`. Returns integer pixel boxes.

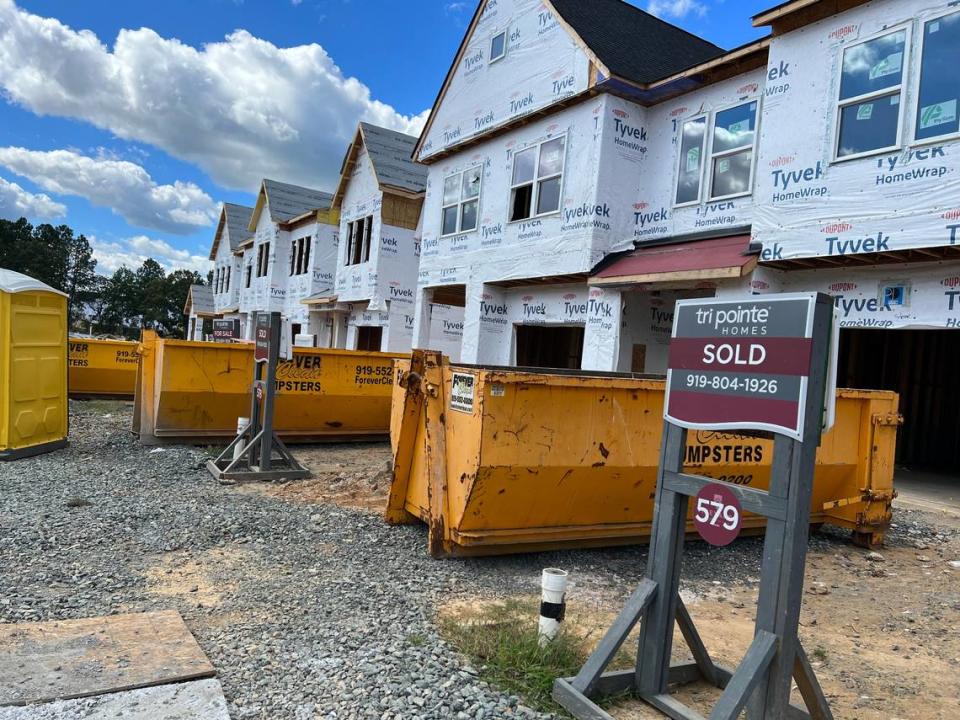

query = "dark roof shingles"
[223,203,254,251]
[263,179,333,222]
[359,123,427,193]
[548,0,725,84]
[188,284,214,315]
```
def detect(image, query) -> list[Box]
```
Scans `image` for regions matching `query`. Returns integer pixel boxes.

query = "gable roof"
[248,179,333,232]
[333,123,427,208]
[549,0,724,84]
[413,0,749,162]
[209,203,254,260]
[183,283,214,317]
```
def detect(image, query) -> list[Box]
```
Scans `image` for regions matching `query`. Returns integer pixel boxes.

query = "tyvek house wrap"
[753,0,960,262]
[717,261,960,330]
[242,208,282,316]
[418,0,591,162]
[602,68,766,244]
[283,222,338,329]
[335,142,420,352]
[416,63,768,366]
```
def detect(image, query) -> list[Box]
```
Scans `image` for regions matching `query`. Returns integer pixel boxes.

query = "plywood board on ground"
[0,610,215,706]
[0,679,230,720]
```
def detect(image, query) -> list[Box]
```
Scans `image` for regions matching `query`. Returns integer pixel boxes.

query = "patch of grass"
[439,597,586,714]
[407,632,427,647]
[811,645,828,662]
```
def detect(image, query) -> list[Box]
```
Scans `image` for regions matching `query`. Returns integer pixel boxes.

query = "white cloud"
[0,175,67,221]
[647,0,708,20]
[0,0,429,192]
[91,234,209,275]
[0,147,218,234]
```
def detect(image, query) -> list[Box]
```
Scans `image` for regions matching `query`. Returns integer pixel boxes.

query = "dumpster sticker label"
[694,482,742,546]
[490,383,506,397]
[665,294,820,440]
[450,372,476,413]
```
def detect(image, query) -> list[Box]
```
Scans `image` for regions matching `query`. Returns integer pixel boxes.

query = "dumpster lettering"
[275,355,323,393]
[354,363,393,387]
[115,350,139,365]
[69,341,89,367]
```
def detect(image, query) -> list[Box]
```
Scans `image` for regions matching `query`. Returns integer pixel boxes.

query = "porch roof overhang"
[589,235,756,287]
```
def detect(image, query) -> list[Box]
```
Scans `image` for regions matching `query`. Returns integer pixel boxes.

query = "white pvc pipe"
[538,568,569,646]
[233,417,250,461]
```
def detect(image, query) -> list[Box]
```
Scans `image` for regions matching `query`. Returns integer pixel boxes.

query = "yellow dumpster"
[0,269,68,460]
[134,331,406,444]
[68,337,139,399]
[386,351,901,557]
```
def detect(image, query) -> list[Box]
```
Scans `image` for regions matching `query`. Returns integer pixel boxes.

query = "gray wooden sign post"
[554,292,836,720]
[207,311,310,482]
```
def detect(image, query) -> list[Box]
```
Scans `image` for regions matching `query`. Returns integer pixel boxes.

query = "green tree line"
[0,217,204,339]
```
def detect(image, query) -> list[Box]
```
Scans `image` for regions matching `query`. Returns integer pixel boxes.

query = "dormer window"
[490,31,507,64]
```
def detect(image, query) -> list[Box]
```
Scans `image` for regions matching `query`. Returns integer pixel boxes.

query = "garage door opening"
[515,325,584,370]
[838,329,960,471]
[356,326,383,352]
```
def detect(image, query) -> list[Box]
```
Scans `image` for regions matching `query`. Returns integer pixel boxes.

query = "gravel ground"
[1,402,953,719]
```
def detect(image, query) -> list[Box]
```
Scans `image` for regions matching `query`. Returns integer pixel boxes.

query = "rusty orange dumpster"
[68,337,139,399]
[386,351,900,557]
[134,331,406,444]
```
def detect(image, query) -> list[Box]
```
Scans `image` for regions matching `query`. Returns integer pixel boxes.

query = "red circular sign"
[694,483,742,546]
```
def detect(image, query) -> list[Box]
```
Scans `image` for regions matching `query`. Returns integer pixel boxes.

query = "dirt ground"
[253,448,960,720]
[239,442,393,513]
[440,517,960,720]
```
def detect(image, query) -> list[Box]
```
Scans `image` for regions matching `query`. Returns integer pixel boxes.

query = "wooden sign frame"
[554,292,836,720]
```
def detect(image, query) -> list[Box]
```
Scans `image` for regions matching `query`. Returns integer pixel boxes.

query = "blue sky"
[0,0,771,276]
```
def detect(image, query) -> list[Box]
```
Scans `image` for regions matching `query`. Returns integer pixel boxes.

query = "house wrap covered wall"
[237,179,337,346]
[726,0,960,331]
[327,123,427,353]
[210,203,252,327]
[411,0,760,371]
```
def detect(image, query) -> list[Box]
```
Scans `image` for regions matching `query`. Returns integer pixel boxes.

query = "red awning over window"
[589,235,756,286]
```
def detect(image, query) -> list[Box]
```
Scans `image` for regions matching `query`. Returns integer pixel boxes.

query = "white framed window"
[441,167,482,236]
[913,9,960,145]
[509,135,566,222]
[674,115,708,207]
[490,30,507,63]
[345,217,372,265]
[833,25,910,161]
[708,100,759,201]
